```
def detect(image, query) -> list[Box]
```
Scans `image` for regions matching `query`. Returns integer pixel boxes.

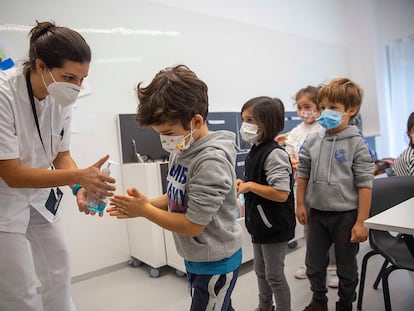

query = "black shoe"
[303,297,328,311]
[254,306,275,311]
[335,301,352,311]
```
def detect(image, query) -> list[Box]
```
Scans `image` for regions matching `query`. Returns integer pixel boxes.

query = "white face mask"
[41,69,80,107]
[299,110,319,123]
[240,122,259,145]
[160,126,196,154]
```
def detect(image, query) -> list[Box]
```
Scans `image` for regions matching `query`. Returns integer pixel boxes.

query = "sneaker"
[294,265,307,279]
[303,297,328,311]
[327,265,339,288]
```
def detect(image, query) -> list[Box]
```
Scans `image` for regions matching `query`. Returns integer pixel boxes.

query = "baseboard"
[71,262,128,284]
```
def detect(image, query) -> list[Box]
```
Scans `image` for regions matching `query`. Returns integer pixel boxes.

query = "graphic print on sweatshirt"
[334,148,348,164]
[167,163,188,213]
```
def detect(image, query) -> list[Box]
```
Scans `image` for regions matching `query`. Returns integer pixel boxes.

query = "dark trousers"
[306,208,359,304]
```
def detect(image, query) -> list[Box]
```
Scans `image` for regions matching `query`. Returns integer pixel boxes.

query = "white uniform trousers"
[0,208,76,311]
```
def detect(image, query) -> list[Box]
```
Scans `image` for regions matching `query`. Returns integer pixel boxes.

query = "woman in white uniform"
[0,21,115,311]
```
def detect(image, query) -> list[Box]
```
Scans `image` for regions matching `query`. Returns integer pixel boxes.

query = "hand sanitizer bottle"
[87,161,114,213]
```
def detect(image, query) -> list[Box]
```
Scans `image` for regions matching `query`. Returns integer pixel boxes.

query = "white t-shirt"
[0,66,72,232]
[285,122,325,158]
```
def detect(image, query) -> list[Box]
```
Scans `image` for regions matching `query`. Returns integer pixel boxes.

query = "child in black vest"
[236,96,295,311]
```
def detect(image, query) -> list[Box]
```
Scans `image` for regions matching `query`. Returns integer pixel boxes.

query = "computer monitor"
[118,114,169,163]
[235,151,249,179]
[207,112,250,150]
[282,111,302,133]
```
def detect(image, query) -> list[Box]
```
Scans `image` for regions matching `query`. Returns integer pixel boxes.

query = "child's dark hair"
[136,64,209,130]
[24,20,91,70]
[241,96,285,142]
[318,78,363,118]
[294,85,321,109]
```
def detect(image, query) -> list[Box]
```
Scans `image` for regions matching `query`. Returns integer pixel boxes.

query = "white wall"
[1,0,412,277]
[145,0,349,45]
[148,0,414,145]
[339,0,380,137]
[368,0,414,157]
[146,0,383,136]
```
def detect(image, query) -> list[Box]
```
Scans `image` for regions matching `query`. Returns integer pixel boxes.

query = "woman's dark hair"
[241,96,285,142]
[136,64,209,130]
[24,20,91,70]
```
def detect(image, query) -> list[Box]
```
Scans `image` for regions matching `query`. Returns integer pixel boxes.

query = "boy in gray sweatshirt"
[108,65,242,311]
[296,78,374,311]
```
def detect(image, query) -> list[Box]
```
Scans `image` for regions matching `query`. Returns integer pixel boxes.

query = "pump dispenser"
[86,160,117,213]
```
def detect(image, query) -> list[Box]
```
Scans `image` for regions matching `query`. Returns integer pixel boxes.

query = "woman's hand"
[79,155,116,203]
[76,188,104,217]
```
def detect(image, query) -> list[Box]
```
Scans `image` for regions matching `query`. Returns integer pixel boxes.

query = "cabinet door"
[122,163,167,268]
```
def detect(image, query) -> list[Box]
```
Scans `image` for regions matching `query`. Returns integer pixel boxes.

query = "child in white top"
[285,86,325,169]
[285,86,339,288]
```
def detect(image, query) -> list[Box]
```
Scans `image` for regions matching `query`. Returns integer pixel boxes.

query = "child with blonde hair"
[297,78,374,311]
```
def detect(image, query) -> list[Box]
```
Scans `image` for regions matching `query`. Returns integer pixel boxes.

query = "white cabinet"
[121,163,167,274]
[238,217,254,263]
[163,230,185,272]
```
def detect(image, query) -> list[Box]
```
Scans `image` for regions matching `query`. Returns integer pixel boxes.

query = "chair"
[357,176,414,311]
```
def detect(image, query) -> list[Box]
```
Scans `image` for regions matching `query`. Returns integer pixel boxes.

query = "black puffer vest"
[244,141,295,244]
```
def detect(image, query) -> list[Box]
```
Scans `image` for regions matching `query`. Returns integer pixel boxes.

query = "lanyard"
[25,70,54,168]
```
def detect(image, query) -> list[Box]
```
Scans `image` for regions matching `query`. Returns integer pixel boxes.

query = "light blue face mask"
[316,109,343,130]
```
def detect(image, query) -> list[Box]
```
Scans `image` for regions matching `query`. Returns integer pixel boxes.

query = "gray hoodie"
[297,125,375,212]
[167,130,243,262]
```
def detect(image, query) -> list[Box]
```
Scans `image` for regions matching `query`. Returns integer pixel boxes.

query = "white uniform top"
[0,66,72,233]
[285,122,325,157]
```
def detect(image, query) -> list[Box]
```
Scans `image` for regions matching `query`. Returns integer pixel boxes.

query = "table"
[364,197,414,235]
[365,197,414,256]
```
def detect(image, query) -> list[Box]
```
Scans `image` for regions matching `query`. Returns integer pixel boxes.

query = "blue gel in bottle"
[87,161,112,213]
[87,199,108,213]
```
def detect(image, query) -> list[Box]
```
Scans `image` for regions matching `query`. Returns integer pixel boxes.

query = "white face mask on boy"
[41,69,80,107]
[160,125,197,154]
[240,122,260,145]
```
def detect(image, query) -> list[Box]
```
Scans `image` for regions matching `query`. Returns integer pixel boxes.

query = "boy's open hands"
[107,188,149,219]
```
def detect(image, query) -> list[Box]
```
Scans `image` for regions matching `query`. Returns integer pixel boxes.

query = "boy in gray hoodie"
[108,65,243,311]
[296,78,374,311]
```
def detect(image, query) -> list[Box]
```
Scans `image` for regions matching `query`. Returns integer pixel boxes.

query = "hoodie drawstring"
[313,135,337,184]
[326,136,337,184]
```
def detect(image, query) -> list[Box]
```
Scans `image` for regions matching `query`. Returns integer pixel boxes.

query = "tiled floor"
[71,239,414,311]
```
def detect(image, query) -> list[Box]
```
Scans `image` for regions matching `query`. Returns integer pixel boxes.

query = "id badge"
[45,187,63,216]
